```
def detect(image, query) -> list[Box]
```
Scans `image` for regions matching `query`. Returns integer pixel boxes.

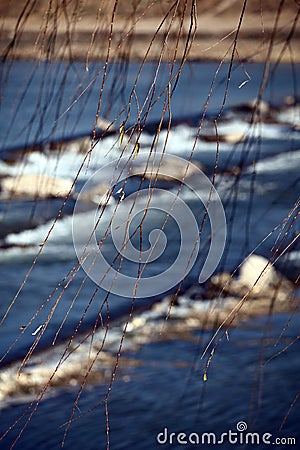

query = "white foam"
[217,119,294,140]
[282,250,300,263]
[156,121,295,159]
[0,243,75,263]
[248,149,300,173]
[5,214,74,246]
[276,105,300,127]
[0,135,122,181]
[1,119,296,184]
[1,206,113,262]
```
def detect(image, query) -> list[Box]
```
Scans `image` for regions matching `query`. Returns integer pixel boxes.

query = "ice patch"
[276,105,300,127]
[247,149,300,173]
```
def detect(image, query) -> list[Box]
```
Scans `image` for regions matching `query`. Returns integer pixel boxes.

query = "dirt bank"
[1,0,299,62]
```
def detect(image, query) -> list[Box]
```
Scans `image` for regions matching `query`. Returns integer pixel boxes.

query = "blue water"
[0,61,298,150]
[0,60,299,449]
[1,314,299,450]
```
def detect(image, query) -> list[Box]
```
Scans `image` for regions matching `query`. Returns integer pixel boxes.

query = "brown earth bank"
[0,0,299,62]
